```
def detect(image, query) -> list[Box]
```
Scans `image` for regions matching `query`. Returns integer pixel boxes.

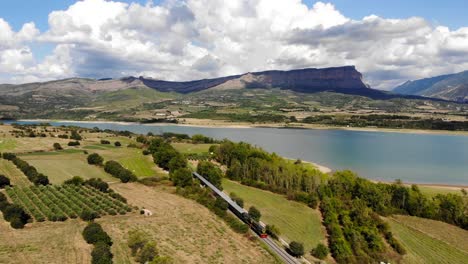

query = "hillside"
[393,71,468,102]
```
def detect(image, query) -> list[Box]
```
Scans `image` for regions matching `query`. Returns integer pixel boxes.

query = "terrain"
[394,70,468,102]
[1,66,467,132]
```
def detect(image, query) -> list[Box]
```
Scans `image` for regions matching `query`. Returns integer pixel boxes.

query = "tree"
[70,130,82,140]
[196,161,223,189]
[0,175,10,188]
[91,242,113,264]
[80,209,99,221]
[136,242,158,264]
[128,230,149,256]
[85,178,109,192]
[311,243,329,259]
[53,143,63,150]
[83,222,112,245]
[64,176,85,185]
[88,153,104,166]
[114,141,121,147]
[170,168,193,187]
[100,140,110,145]
[248,206,261,221]
[289,241,304,257]
[168,154,187,171]
[266,224,280,239]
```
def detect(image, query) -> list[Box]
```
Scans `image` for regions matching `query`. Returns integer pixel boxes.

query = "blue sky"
[2,0,466,31]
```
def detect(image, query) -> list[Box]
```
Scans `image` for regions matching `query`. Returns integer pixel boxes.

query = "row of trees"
[104,161,137,183]
[83,222,113,264]
[2,153,49,185]
[0,191,31,228]
[211,140,324,203]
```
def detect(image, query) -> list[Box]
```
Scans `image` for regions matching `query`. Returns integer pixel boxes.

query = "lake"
[9,121,468,185]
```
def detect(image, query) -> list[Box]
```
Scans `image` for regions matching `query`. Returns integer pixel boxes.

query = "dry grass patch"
[99,183,276,264]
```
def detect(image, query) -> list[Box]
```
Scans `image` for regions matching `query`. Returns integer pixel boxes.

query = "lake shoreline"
[14,118,468,136]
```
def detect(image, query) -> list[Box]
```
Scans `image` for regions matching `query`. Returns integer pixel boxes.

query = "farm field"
[5,185,132,221]
[0,159,31,186]
[172,142,213,154]
[387,215,468,264]
[86,145,161,178]
[222,179,326,255]
[20,152,115,184]
[0,219,91,264]
[98,183,276,264]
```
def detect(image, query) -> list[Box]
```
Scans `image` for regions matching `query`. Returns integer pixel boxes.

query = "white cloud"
[0,0,468,90]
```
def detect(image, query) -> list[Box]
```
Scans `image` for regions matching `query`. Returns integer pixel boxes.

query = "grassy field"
[387,215,468,264]
[172,142,213,154]
[88,145,162,178]
[0,218,92,264]
[0,159,31,186]
[20,152,115,184]
[0,138,17,151]
[417,185,466,198]
[222,179,326,255]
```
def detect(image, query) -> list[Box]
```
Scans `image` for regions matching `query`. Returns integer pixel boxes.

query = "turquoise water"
[11,121,468,185]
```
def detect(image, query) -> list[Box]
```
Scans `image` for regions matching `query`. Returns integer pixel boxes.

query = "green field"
[417,185,466,198]
[388,216,468,264]
[88,146,161,178]
[0,159,31,186]
[172,143,213,154]
[20,152,115,184]
[0,138,17,151]
[222,179,326,253]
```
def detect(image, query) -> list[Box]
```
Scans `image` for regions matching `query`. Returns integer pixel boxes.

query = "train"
[241,212,268,238]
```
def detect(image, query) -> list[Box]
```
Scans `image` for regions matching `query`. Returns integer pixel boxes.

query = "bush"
[70,130,82,140]
[128,230,149,256]
[266,224,280,240]
[100,140,110,145]
[248,206,261,221]
[91,242,113,264]
[289,241,305,257]
[142,150,150,155]
[64,176,85,185]
[311,243,329,259]
[85,178,109,192]
[88,153,104,166]
[68,141,80,146]
[83,222,112,245]
[196,161,223,189]
[136,242,158,264]
[114,141,121,147]
[0,175,11,188]
[80,209,99,221]
[169,168,193,187]
[53,143,63,150]
[104,161,137,183]
[10,217,26,229]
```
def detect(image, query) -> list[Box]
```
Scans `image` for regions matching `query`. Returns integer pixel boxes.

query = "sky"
[0,0,467,89]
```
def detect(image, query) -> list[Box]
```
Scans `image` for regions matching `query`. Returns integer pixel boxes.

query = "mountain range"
[393,70,468,102]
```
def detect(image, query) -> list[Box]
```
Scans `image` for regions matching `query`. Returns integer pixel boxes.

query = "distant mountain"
[393,71,468,102]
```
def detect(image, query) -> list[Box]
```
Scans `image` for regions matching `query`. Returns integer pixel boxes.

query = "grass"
[0,138,17,151]
[172,143,213,154]
[221,179,326,253]
[387,216,468,264]
[89,146,161,178]
[417,185,466,198]
[0,159,31,187]
[20,153,115,184]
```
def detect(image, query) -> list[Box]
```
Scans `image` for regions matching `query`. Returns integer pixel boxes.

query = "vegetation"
[288,241,305,257]
[88,153,104,166]
[248,206,261,221]
[53,142,63,150]
[311,243,329,260]
[196,160,223,189]
[2,153,50,185]
[0,192,31,229]
[83,222,113,264]
[104,160,137,183]
[0,174,11,188]
[4,184,131,222]
[127,230,171,264]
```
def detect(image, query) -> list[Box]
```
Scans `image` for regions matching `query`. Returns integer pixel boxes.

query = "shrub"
[266,224,280,240]
[88,153,104,166]
[196,161,223,189]
[85,178,109,192]
[169,168,192,187]
[83,222,112,245]
[10,217,26,229]
[128,230,150,256]
[104,161,137,183]
[248,206,261,221]
[289,241,305,257]
[142,150,150,155]
[53,143,63,150]
[64,176,85,185]
[70,130,82,140]
[91,242,113,264]
[80,209,99,221]
[136,242,158,264]
[100,140,110,145]
[0,175,11,188]
[114,141,121,147]
[311,243,329,259]
[68,141,80,146]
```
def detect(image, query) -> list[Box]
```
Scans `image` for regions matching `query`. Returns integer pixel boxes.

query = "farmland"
[222,179,327,256]
[387,215,468,264]
[5,185,132,222]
